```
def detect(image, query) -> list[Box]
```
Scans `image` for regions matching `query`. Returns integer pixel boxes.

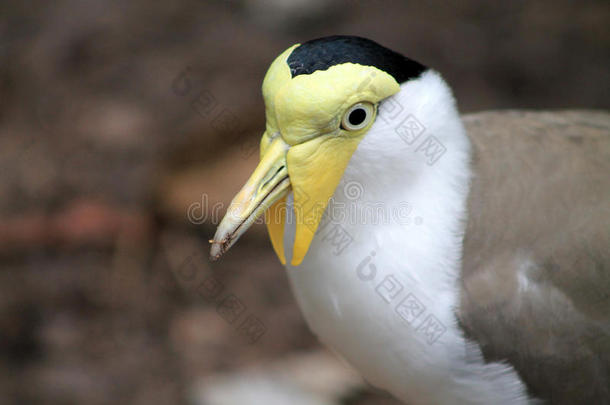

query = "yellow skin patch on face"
[258,44,401,265]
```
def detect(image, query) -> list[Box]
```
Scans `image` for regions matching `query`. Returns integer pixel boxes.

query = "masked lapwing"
[210,36,610,404]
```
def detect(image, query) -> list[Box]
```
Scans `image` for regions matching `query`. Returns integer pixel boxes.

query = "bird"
[209,35,610,404]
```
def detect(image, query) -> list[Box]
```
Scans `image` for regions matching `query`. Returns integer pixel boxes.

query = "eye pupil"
[341,102,373,131]
[348,108,367,126]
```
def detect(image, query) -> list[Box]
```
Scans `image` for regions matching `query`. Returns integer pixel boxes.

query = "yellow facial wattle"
[210,42,401,266]
[261,45,400,266]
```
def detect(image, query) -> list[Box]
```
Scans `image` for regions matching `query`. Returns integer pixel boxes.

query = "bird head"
[210,36,427,266]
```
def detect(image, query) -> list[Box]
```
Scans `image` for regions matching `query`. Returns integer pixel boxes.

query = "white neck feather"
[283,71,533,404]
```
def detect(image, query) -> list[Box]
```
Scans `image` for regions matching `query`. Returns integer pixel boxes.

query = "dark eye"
[341,102,374,131]
[348,108,366,125]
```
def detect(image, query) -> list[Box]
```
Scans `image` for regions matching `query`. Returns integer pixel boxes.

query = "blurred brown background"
[0,1,608,404]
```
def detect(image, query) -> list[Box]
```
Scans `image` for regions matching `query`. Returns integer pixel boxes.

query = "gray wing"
[458,111,610,404]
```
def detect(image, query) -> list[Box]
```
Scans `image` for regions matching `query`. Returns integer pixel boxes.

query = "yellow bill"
[210,42,401,266]
[209,134,290,261]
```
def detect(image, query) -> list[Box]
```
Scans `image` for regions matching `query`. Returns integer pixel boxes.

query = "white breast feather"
[283,71,536,405]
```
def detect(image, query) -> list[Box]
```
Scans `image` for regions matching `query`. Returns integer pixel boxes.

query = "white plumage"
[211,36,610,405]
[283,71,532,405]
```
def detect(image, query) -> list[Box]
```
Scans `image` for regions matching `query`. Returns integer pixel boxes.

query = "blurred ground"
[0,0,608,404]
